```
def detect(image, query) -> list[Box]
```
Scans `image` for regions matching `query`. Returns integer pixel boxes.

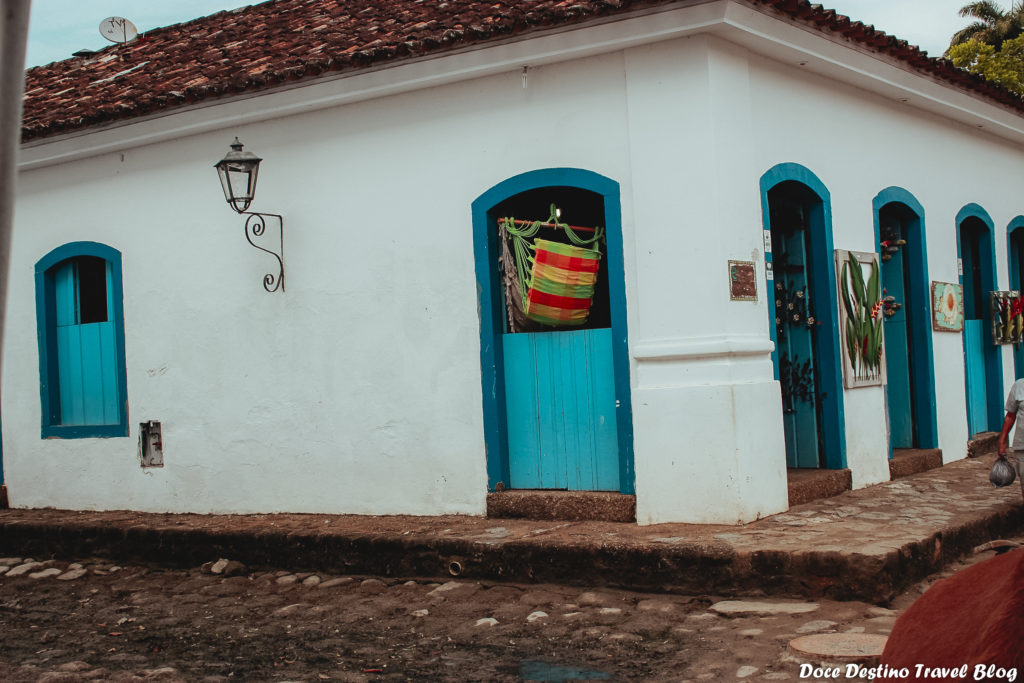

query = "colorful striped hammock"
[498,205,604,330]
[524,239,601,326]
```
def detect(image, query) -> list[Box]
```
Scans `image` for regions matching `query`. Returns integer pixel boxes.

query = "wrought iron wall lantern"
[214,138,285,292]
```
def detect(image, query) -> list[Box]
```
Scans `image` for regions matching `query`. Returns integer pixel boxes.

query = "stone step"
[967,431,999,459]
[889,448,943,480]
[486,490,635,523]
[787,468,852,507]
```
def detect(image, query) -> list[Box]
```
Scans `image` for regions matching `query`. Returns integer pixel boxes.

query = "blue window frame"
[35,242,128,438]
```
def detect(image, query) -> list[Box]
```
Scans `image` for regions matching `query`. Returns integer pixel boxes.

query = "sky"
[23,0,995,68]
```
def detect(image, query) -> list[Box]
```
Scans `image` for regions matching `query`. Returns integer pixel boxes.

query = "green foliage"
[949,36,1024,93]
[949,1,1024,53]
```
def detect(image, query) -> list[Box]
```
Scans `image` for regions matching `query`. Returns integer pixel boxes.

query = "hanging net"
[498,204,604,332]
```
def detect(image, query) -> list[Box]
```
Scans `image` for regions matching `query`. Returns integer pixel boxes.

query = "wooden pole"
[498,217,597,233]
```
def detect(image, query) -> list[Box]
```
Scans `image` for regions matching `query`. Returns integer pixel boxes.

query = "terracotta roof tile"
[20,0,1024,142]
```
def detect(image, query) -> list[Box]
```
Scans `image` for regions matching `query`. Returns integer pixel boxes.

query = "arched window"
[35,242,128,438]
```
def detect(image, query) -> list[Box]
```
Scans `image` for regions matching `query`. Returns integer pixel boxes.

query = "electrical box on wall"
[140,421,163,467]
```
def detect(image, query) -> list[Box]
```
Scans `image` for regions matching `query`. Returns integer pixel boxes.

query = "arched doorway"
[1008,216,1024,377]
[956,205,1003,436]
[760,164,845,469]
[471,169,634,493]
[873,188,938,450]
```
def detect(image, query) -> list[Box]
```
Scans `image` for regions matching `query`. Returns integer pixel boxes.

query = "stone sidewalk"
[1,455,1021,604]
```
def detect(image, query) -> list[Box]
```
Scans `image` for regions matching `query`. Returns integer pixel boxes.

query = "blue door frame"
[35,242,129,439]
[956,204,1004,434]
[872,188,938,451]
[760,163,846,469]
[471,168,635,494]
[1008,216,1024,378]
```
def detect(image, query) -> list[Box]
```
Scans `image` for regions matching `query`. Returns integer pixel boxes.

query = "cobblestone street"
[0,545,1012,683]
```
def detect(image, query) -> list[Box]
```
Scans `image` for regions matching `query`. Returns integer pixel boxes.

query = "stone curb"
[1,499,1021,602]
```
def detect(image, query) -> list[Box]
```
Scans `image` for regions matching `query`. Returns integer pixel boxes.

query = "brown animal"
[880,547,1024,682]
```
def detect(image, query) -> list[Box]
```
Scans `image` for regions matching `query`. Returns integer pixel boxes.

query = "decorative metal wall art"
[931,281,964,332]
[773,281,816,342]
[243,213,285,293]
[991,290,1024,345]
[836,249,885,388]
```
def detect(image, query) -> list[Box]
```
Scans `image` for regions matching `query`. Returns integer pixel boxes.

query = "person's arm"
[998,411,1016,457]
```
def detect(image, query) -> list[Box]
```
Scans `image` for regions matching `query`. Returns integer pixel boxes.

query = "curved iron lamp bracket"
[242,212,285,293]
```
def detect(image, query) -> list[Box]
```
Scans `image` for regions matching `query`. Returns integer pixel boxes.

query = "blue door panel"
[504,335,543,488]
[885,325,913,447]
[964,320,988,436]
[882,241,913,448]
[587,333,620,490]
[57,325,84,424]
[562,334,590,488]
[504,329,619,491]
[80,323,118,425]
[56,322,119,426]
[774,220,820,469]
[80,324,106,425]
[54,263,77,327]
[99,323,118,423]
[534,335,568,488]
[788,322,818,468]
[52,258,120,427]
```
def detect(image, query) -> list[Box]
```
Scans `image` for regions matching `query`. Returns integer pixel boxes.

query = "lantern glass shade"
[214,138,262,213]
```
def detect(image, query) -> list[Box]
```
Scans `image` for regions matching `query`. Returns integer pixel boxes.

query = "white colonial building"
[6,0,1024,524]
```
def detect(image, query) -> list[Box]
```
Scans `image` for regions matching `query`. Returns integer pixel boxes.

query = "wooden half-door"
[496,187,620,491]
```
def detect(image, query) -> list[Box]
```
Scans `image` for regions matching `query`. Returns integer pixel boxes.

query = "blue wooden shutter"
[53,258,120,426]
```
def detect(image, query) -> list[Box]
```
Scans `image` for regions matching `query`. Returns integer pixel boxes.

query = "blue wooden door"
[54,259,120,425]
[503,329,619,490]
[882,236,914,448]
[960,222,992,437]
[773,225,821,468]
[964,320,988,436]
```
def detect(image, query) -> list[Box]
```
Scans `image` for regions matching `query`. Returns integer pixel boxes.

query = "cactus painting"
[836,250,886,388]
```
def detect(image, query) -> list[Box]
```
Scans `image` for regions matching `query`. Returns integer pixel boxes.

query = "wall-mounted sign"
[991,290,1023,345]
[836,250,885,388]
[729,260,757,301]
[931,281,963,332]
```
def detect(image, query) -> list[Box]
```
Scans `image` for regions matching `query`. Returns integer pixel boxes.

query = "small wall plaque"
[729,260,757,301]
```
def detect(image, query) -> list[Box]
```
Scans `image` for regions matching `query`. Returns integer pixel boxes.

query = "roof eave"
[19,0,1024,171]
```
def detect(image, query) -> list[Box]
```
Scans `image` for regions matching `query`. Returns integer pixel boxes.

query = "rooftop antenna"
[99,16,138,44]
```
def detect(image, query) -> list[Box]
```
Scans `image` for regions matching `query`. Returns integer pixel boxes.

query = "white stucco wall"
[8,51,639,516]
[8,3,1024,523]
